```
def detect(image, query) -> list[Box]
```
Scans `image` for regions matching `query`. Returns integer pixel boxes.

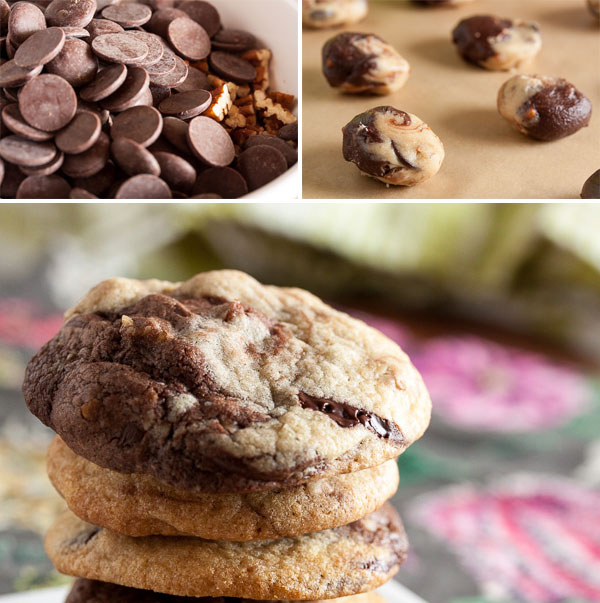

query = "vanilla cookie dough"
[46,506,408,600]
[497,74,592,141]
[322,33,410,95]
[23,270,431,494]
[47,436,400,540]
[303,0,368,28]
[452,15,541,70]
[342,106,444,186]
[66,578,388,603]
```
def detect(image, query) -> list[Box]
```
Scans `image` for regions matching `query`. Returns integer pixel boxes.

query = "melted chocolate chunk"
[298,392,404,444]
[522,81,592,141]
[452,15,512,64]
[342,106,412,179]
[69,526,101,548]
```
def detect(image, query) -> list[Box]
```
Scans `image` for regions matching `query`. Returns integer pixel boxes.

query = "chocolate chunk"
[45,37,98,87]
[115,173,171,198]
[153,151,196,193]
[212,28,256,52]
[158,89,212,119]
[62,131,110,177]
[178,0,220,38]
[168,16,211,61]
[298,392,404,444]
[0,134,56,166]
[209,51,256,84]
[19,150,64,176]
[277,122,298,142]
[86,18,124,41]
[16,173,70,198]
[8,2,46,46]
[92,33,149,65]
[149,54,188,87]
[245,134,297,167]
[126,31,164,66]
[162,116,191,153]
[18,74,76,131]
[0,59,43,87]
[55,110,101,154]
[60,26,90,39]
[581,169,600,199]
[144,47,176,76]
[102,3,153,27]
[80,63,128,102]
[147,7,187,38]
[100,66,149,112]
[111,137,161,176]
[14,27,65,69]
[45,0,96,28]
[237,145,287,191]
[187,116,235,166]
[193,166,248,198]
[174,65,210,93]
[111,105,163,147]
[1,103,54,141]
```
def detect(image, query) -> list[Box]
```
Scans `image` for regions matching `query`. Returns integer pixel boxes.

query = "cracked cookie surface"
[46,505,407,600]
[24,270,430,493]
[48,436,399,540]
[66,578,387,603]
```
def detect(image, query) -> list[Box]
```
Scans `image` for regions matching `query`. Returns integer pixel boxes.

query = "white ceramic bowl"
[212,0,299,200]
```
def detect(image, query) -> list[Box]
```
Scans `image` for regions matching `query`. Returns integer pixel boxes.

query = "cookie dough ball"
[413,0,476,6]
[588,0,600,18]
[303,0,368,28]
[452,15,541,70]
[322,33,411,95]
[498,74,592,141]
[342,106,444,186]
[581,170,600,198]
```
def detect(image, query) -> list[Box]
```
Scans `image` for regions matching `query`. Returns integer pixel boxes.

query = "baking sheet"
[302,0,600,199]
[0,580,428,603]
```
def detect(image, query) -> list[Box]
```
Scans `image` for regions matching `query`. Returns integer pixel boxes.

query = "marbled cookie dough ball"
[498,74,592,141]
[303,0,368,28]
[413,0,476,6]
[581,170,600,198]
[342,106,444,186]
[322,33,410,95]
[452,15,541,70]
[588,0,600,18]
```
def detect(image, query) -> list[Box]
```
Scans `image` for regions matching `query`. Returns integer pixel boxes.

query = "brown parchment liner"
[302,0,600,199]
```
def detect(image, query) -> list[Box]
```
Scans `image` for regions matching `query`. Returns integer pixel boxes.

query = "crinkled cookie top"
[23,270,430,492]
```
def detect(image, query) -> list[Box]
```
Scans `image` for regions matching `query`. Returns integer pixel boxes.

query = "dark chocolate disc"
[115,174,172,198]
[187,115,234,167]
[168,16,211,61]
[19,74,77,131]
[208,51,256,84]
[193,166,248,198]
[14,27,65,69]
[237,145,287,191]
[16,174,71,198]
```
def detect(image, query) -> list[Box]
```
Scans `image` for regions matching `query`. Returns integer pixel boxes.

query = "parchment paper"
[302,0,600,199]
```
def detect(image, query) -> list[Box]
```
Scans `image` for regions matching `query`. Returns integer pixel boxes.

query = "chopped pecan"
[236,84,251,98]
[231,127,259,147]
[268,91,296,110]
[253,90,296,125]
[203,84,232,122]
[191,60,209,73]
[242,48,271,91]
[225,105,246,128]
[263,115,284,135]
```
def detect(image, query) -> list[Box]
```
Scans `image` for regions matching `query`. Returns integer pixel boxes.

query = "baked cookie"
[452,15,541,71]
[303,0,368,29]
[46,506,408,600]
[342,106,444,186]
[497,75,592,141]
[66,578,387,602]
[47,436,400,540]
[322,33,411,95]
[23,270,431,493]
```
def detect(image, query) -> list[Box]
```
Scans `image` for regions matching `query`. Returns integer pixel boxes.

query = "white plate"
[214,0,299,200]
[0,581,428,603]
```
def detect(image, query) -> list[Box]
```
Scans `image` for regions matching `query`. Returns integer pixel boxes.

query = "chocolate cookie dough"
[66,578,387,603]
[303,0,368,29]
[322,33,410,95]
[47,506,408,600]
[581,170,600,199]
[23,270,431,493]
[342,106,444,186]
[588,0,600,18]
[47,436,400,540]
[497,74,592,141]
[452,15,542,71]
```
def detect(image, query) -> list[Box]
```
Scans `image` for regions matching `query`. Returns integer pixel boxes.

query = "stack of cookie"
[22,270,431,602]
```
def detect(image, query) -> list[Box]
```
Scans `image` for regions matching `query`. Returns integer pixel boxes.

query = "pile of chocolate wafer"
[22,270,432,602]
